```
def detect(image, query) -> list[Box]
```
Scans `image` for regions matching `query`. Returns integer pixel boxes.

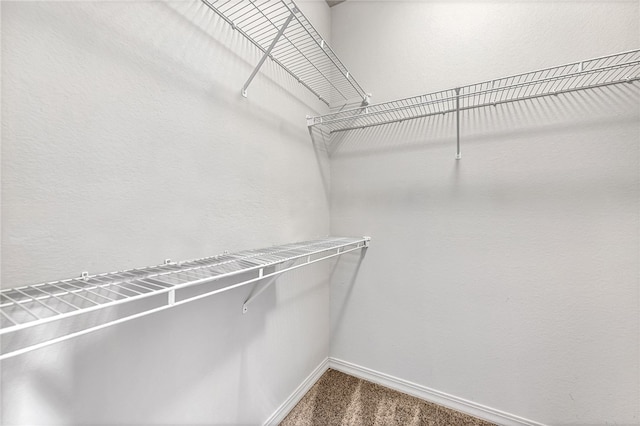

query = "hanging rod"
[201,0,369,107]
[0,236,370,360]
[308,49,640,139]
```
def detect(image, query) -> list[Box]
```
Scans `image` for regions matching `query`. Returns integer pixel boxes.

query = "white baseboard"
[263,357,330,426]
[328,357,547,426]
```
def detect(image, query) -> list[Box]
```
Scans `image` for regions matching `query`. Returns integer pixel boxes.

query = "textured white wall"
[329,2,639,425]
[1,1,332,424]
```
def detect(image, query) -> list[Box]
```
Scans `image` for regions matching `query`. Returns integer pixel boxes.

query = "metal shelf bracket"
[242,237,370,313]
[455,87,461,160]
[242,260,296,314]
[242,11,296,98]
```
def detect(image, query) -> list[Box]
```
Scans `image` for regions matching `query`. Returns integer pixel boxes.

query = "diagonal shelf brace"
[241,237,369,313]
[242,11,296,98]
[242,260,297,314]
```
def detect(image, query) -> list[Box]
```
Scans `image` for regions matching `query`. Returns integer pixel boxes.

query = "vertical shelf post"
[241,11,296,98]
[455,87,461,160]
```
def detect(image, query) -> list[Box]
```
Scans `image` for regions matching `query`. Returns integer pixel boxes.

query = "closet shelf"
[0,236,370,360]
[201,0,369,107]
[308,49,640,134]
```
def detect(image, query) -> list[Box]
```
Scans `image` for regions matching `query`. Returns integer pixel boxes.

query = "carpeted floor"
[280,369,496,426]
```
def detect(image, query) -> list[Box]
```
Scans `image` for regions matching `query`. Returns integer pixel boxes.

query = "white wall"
[330,2,639,425]
[3,1,639,425]
[1,1,333,424]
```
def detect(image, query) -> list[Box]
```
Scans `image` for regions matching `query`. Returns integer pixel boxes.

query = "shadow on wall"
[1,261,333,424]
[235,261,332,409]
[309,125,333,204]
[2,1,333,285]
[330,249,368,340]
[37,1,325,144]
[1,274,268,424]
[327,80,639,231]
[326,82,640,158]
[161,2,329,121]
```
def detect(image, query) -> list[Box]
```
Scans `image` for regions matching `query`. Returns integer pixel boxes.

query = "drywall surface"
[329,2,640,425]
[1,1,332,424]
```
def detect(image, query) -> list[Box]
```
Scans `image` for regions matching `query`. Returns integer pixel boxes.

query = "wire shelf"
[309,49,640,133]
[0,236,370,360]
[201,0,368,107]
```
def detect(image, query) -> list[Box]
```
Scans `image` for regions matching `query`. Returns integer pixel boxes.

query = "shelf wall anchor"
[241,11,295,98]
[455,87,461,160]
[243,261,296,314]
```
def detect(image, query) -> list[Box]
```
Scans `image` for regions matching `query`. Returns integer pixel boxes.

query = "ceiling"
[326,0,347,7]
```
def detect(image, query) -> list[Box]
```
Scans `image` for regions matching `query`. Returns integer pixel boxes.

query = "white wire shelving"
[308,49,640,158]
[0,236,370,360]
[201,0,369,107]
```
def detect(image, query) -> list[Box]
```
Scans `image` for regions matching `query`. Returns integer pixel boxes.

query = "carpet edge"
[263,357,330,426]
[328,357,548,426]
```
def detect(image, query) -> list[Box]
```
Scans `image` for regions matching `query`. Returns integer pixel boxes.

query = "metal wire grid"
[201,0,367,106]
[309,49,640,133]
[0,237,368,338]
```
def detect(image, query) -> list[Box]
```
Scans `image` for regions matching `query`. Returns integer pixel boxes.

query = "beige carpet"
[281,369,496,426]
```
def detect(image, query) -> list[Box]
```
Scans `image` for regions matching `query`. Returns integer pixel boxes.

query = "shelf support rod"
[243,261,296,314]
[455,87,461,160]
[241,11,295,98]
